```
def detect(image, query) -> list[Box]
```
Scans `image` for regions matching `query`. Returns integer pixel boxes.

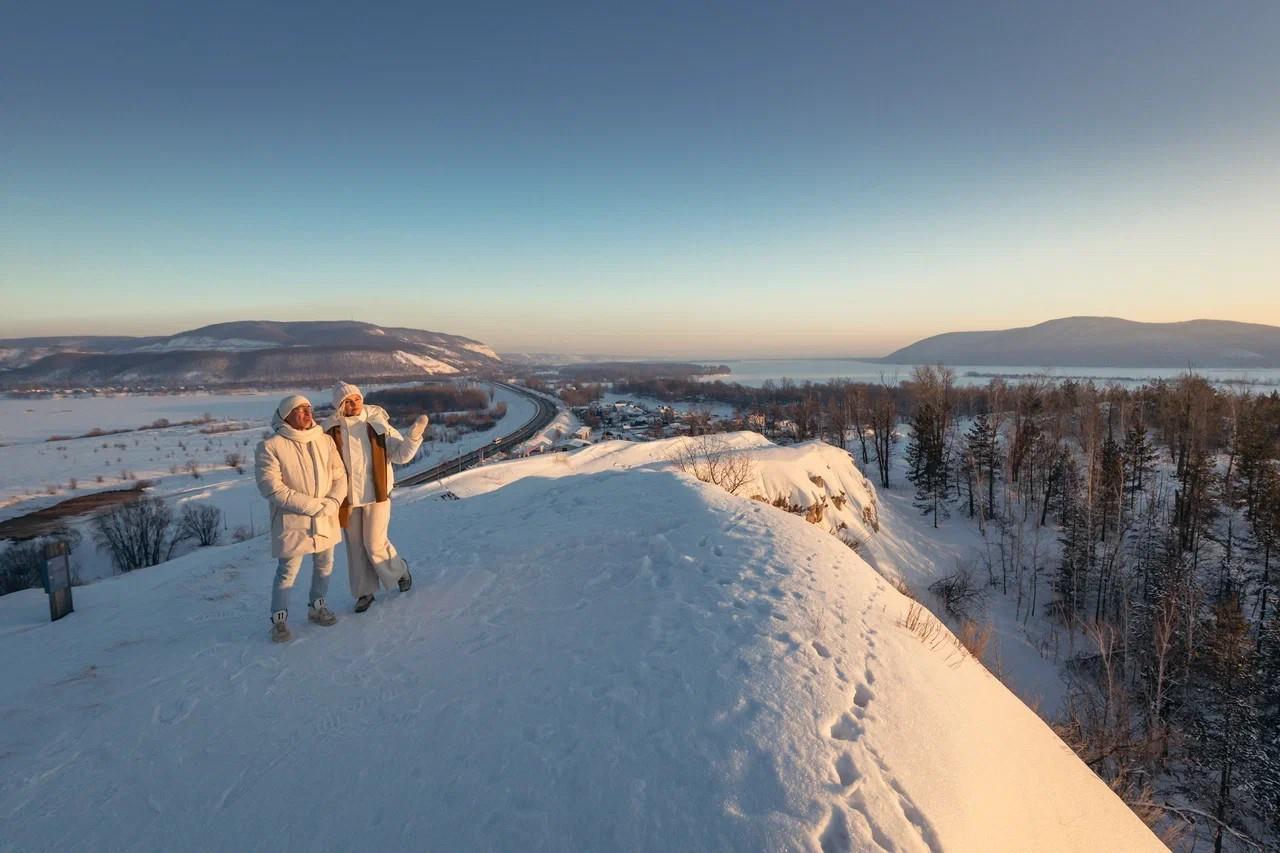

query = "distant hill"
[882,317,1280,368]
[0,321,502,389]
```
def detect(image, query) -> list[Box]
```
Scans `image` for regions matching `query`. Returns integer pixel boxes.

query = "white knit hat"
[332,381,362,409]
[276,394,312,420]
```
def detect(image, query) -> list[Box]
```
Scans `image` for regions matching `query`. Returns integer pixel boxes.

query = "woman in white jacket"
[323,382,428,612]
[254,395,347,642]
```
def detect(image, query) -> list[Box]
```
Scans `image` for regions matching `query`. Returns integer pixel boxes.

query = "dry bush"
[901,601,946,647]
[901,601,985,669]
[890,576,917,600]
[231,525,254,543]
[224,451,245,474]
[804,498,827,524]
[670,435,755,496]
[927,563,985,620]
[958,619,992,660]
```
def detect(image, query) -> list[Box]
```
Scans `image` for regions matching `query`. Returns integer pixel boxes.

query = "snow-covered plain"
[0,434,1163,851]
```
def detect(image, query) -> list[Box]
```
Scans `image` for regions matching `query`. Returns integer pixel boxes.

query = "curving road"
[395,382,559,488]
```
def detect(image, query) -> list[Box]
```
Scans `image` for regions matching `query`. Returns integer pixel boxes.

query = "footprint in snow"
[835,752,860,787]
[819,808,853,853]
[830,713,863,742]
[811,640,831,659]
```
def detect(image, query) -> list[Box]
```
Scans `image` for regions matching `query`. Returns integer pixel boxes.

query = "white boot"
[270,610,291,643]
[308,598,338,627]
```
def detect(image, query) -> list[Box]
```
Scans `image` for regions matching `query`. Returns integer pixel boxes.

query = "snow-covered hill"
[0,435,1164,851]
[0,321,500,388]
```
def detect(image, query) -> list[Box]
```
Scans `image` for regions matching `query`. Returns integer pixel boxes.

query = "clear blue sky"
[3,1,1278,357]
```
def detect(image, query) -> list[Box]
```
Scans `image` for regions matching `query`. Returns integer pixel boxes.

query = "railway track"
[395,382,559,488]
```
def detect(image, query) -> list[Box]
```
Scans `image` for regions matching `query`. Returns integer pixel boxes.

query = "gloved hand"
[322,497,341,515]
[304,498,326,516]
[410,414,430,440]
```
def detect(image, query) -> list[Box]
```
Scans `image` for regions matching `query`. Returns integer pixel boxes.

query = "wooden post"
[43,541,74,622]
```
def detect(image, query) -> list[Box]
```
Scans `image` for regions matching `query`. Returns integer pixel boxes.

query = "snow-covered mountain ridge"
[0,435,1164,851]
[0,321,500,388]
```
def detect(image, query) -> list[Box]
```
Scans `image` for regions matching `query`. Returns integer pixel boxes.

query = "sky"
[3,1,1279,358]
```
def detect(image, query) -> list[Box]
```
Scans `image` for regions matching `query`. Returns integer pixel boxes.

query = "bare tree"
[671,435,756,496]
[93,496,173,572]
[868,381,899,489]
[177,503,223,547]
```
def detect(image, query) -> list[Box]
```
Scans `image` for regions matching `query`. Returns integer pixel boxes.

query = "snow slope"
[0,436,1163,851]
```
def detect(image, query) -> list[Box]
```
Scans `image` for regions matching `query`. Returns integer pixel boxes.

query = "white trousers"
[345,500,408,599]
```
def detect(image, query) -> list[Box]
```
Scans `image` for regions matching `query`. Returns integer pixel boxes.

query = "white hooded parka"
[254,419,347,559]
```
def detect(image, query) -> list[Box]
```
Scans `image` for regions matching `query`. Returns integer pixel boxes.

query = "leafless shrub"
[891,576,917,600]
[92,496,172,572]
[185,459,201,479]
[901,601,982,669]
[177,503,222,547]
[928,563,984,620]
[0,542,46,595]
[901,601,946,647]
[670,435,755,496]
[231,525,254,543]
[224,451,245,473]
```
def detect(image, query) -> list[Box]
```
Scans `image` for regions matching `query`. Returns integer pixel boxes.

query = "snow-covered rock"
[0,436,1163,851]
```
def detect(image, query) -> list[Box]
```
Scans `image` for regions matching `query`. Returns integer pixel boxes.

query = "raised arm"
[385,414,429,465]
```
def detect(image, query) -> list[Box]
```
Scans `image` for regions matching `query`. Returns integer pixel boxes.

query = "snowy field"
[0,383,541,584]
[0,434,1162,851]
[0,389,303,447]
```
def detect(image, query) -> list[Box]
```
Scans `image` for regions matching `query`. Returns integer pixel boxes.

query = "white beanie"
[276,394,312,421]
[332,381,362,409]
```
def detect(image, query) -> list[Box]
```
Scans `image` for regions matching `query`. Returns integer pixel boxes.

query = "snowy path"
[0,440,1163,851]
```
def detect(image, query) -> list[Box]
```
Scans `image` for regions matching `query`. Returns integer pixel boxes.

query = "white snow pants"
[344,500,409,599]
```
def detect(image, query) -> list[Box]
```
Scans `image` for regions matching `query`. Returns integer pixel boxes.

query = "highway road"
[395,382,559,488]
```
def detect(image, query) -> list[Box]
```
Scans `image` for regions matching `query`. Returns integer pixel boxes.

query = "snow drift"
[0,435,1163,851]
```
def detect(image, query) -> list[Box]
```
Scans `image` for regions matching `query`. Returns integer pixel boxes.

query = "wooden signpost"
[43,541,74,622]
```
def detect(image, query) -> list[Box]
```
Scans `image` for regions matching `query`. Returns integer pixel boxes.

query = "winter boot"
[398,568,413,593]
[270,611,291,643]
[354,594,375,613]
[308,598,338,627]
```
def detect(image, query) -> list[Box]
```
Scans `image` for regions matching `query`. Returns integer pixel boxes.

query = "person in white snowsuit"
[322,382,428,612]
[254,394,347,642]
